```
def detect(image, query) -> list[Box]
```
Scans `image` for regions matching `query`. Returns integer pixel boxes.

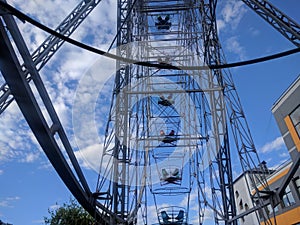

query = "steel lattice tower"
[94,0,300,224]
[1,0,300,224]
[96,0,265,224]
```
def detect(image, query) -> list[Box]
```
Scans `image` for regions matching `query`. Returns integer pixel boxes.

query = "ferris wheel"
[0,0,299,224]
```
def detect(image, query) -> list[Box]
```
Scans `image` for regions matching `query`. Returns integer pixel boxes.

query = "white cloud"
[218,0,247,31]
[74,143,103,171]
[143,204,159,225]
[32,219,46,224]
[180,190,198,208]
[217,19,226,31]
[1,0,117,167]
[249,27,260,37]
[49,204,60,211]
[20,152,40,163]
[144,203,171,225]
[189,207,214,224]
[225,36,246,60]
[10,0,77,52]
[217,0,248,60]
[0,103,42,163]
[260,136,285,153]
[279,152,289,158]
[0,196,20,208]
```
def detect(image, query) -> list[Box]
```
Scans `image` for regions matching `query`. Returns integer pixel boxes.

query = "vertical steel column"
[200,0,237,224]
[112,0,132,222]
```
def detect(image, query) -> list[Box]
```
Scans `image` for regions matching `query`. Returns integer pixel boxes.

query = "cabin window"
[290,105,300,138]
[282,185,295,207]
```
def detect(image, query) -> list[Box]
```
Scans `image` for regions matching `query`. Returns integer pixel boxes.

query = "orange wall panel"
[261,206,300,225]
[284,116,300,152]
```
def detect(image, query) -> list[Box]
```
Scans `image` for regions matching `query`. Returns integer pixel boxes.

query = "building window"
[265,203,278,215]
[274,204,279,213]
[265,204,272,215]
[256,200,264,219]
[294,177,300,198]
[282,185,295,207]
[290,105,300,137]
[239,199,243,210]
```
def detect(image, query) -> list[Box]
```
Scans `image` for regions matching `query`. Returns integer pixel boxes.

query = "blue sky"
[0,0,299,224]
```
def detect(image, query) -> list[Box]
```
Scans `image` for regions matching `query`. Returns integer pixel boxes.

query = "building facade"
[268,75,300,225]
[272,75,300,163]
[233,75,300,225]
[233,170,267,225]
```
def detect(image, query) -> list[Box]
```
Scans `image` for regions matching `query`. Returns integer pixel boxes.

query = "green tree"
[44,198,95,225]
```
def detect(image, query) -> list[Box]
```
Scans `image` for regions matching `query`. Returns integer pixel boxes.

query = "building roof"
[233,160,292,185]
[272,74,300,112]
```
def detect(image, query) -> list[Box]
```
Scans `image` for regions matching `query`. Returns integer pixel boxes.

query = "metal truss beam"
[242,0,300,47]
[1,0,298,224]
[200,0,283,223]
[0,18,101,222]
[0,0,102,114]
[97,0,139,223]
[200,0,275,222]
[1,8,91,197]
[272,152,300,207]
[0,11,127,225]
[111,0,139,222]
[200,0,237,224]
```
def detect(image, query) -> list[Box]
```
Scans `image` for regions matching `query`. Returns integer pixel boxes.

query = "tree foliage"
[44,198,95,225]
